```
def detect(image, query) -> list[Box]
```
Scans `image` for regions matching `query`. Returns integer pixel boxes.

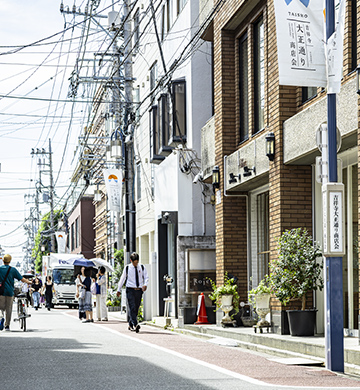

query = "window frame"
[253,16,265,134]
[149,105,165,164]
[170,79,187,145]
[158,93,173,156]
[239,32,249,143]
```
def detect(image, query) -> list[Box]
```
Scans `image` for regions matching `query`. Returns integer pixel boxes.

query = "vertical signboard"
[103,169,123,213]
[273,0,327,87]
[322,183,345,256]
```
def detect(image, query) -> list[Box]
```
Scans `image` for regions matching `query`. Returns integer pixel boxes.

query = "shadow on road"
[0,333,215,390]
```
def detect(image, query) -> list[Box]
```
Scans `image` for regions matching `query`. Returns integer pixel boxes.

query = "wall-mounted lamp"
[265,132,275,161]
[41,245,46,252]
[243,166,256,177]
[212,166,220,189]
[229,173,237,184]
[356,64,360,95]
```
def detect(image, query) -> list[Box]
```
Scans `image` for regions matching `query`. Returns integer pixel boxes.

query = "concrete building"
[132,0,215,322]
[200,0,359,335]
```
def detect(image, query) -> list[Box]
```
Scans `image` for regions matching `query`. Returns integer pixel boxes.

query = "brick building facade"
[200,0,359,334]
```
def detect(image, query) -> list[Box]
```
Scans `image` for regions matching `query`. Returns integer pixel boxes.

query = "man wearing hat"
[0,254,32,331]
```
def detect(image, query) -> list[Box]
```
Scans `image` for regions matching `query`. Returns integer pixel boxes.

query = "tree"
[32,209,63,273]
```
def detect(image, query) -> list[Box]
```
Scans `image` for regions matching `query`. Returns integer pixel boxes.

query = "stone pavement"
[104,310,360,388]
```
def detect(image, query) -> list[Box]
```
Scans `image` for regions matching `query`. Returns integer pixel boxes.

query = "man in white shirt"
[116,252,149,333]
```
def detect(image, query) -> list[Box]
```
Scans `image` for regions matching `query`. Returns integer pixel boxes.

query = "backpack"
[0,266,11,296]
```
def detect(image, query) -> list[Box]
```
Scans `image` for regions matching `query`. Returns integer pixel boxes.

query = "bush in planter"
[248,274,272,308]
[270,228,323,311]
[208,272,240,315]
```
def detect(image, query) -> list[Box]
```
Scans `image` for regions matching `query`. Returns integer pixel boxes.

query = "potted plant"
[208,273,240,327]
[248,275,272,327]
[270,228,323,336]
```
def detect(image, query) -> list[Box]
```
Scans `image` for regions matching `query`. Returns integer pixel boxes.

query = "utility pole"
[49,139,55,253]
[31,139,55,253]
[324,0,344,372]
[123,0,135,257]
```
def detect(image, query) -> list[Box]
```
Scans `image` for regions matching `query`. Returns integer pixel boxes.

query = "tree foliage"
[32,209,63,273]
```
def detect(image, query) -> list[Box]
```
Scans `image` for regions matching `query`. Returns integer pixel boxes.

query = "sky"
[0,0,118,266]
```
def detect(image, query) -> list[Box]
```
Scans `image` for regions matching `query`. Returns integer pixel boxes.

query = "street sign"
[322,182,345,256]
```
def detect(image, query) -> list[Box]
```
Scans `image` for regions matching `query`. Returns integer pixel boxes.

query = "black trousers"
[126,287,143,327]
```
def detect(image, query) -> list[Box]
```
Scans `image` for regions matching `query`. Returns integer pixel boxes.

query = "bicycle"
[14,293,31,331]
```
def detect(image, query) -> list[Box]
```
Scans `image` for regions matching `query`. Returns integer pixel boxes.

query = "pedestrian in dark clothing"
[116,252,149,333]
[43,275,55,311]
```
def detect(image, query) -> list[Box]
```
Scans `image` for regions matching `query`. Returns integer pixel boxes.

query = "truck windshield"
[53,269,75,285]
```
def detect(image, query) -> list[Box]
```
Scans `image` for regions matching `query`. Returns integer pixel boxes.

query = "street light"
[265,132,275,161]
[110,139,122,158]
[212,166,220,189]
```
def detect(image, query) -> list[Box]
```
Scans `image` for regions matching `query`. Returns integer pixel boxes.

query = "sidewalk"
[108,310,360,377]
[105,310,360,387]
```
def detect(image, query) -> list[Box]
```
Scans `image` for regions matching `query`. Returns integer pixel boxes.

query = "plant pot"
[221,294,235,326]
[287,309,317,336]
[255,293,271,326]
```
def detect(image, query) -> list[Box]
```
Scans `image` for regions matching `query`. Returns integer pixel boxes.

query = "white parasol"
[89,258,115,273]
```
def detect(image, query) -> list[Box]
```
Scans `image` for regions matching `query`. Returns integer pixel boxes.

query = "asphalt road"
[1,305,360,390]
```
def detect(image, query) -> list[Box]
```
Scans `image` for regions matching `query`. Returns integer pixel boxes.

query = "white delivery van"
[42,253,83,308]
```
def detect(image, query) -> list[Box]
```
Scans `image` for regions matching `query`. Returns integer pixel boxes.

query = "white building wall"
[132,0,214,317]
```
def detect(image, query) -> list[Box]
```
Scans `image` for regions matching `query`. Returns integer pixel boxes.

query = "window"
[71,223,75,251]
[171,80,186,144]
[161,5,166,41]
[254,17,265,133]
[150,62,157,93]
[239,33,249,142]
[75,218,79,248]
[133,9,140,51]
[149,105,165,164]
[301,87,317,103]
[350,0,357,71]
[257,192,269,282]
[177,0,186,15]
[136,163,141,202]
[158,94,172,155]
[167,0,173,32]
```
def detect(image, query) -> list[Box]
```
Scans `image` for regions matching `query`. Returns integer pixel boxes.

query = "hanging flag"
[273,0,327,87]
[55,232,67,254]
[103,169,122,213]
[326,0,345,94]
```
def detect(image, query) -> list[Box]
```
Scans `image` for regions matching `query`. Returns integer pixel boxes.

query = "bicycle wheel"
[17,299,22,318]
[21,316,26,331]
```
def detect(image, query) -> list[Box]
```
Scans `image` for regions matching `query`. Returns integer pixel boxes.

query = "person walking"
[95,267,108,322]
[0,254,32,331]
[76,267,86,320]
[78,268,93,323]
[31,277,42,310]
[117,252,149,333]
[43,275,55,311]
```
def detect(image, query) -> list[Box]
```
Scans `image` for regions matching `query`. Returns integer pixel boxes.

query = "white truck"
[42,253,83,308]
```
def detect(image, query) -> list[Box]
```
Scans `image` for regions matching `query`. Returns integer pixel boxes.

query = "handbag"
[0,266,11,296]
[90,282,97,295]
[79,287,86,300]
[39,295,45,304]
